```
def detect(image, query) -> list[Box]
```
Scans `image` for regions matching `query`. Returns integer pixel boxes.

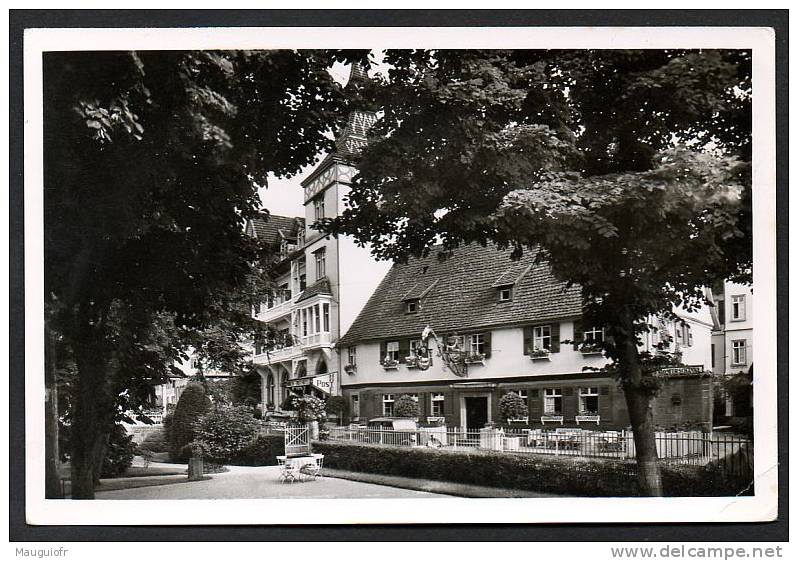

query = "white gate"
[285,424,311,456]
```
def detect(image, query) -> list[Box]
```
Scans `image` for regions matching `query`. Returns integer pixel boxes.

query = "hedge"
[312,441,753,497]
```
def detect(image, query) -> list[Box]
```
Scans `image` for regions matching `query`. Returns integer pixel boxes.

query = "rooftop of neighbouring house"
[338,243,583,345]
[247,214,305,246]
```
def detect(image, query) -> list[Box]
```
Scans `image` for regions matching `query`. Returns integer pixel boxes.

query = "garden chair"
[277,457,300,484]
[299,456,324,481]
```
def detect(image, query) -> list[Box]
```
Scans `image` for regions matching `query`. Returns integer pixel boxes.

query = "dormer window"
[498,287,513,302]
[405,299,419,314]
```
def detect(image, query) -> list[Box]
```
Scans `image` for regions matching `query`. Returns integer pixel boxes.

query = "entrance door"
[465,396,489,430]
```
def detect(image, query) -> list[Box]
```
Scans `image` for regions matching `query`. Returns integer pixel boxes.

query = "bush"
[312,441,753,497]
[136,426,169,453]
[168,383,211,461]
[192,405,261,463]
[394,394,419,418]
[293,395,326,422]
[100,425,137,478]
[237,434,285,466]
[499,392,528,422]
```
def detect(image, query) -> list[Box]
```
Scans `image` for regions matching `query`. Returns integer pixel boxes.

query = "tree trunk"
[44,323,63,498]
[615,314,663,497]
[70,328,114,499]
[624,384,663,496]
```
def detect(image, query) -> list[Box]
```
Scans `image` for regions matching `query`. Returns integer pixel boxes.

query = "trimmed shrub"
[394,394,419,418]
[236,434,285,466]
[312,441,753,497]
[136,426,169,453]
[499,392,528,422]
[168,383,211,461]
[192,405,261,463]
[100,425,137,478]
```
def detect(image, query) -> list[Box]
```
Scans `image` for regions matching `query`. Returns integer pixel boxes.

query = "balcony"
[253,344,302,365]
[255,289,295,323]
[300,332,332,349]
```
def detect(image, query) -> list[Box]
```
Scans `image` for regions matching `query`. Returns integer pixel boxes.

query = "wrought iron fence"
[325,426,753,476]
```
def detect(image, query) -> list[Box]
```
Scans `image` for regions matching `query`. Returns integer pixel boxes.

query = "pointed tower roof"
[301,62,378,187]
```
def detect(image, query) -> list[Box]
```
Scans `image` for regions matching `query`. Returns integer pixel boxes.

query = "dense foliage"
[290,395,327,423]
[393,394,420,418]
[168,383,211,461]
[99,425,138,478]
[498,392,528,422]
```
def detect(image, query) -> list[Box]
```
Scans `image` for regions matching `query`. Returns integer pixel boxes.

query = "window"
[407,393,419,402]
[469,333,486,355]
[445,334,465,350]
[314,248,326,280]
[579,387,599,414]
[405,300,418,314]
[382,394,395,416]
[302,309,308,336]
[544,388,562,415]
[584,326,604,345]
[313,196,325,222]
[431,393,445,416]
[351,394,360,418]
[533,325,552,351]
[299,273,307,292]
[499,287,512,302]
[314,304,321,333]
[297,228,305,246]
[515,390,528,399]
[409,339,422,356]
[686,324,693,347]
[386,341,400,362]
[731,295,746,321]
[732,339,747,365]
[323,303,330,332]
[711,344,715,369]
[347,346,357,367]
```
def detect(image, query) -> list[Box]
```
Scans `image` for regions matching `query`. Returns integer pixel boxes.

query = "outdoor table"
[276,454,324,483]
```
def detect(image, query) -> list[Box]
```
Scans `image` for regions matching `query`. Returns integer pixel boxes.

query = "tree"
[325,396,351,425]
[44,49,349,497]
[323,49,751,496]
[499,392,528,423]
[394,395,420,418]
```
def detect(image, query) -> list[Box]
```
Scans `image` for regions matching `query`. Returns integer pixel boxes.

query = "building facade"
[710,280,754,418]
[249,65,391,413]
[338,244,715,431]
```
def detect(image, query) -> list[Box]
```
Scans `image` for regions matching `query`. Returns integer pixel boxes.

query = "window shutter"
[572,320,584,350]
[551,323,561,353]
[379,341,387,363]
[523,326,533,355]
[563,387,578,419]
[415,392,426,418]
[483,332,492,358]
[398,339,410,363]
[598,386,613,422]
[528,389,542,419]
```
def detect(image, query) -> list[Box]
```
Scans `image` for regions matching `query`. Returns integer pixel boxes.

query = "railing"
[325,427,753,476]
[257,290,295,322]
[301,332,332,348]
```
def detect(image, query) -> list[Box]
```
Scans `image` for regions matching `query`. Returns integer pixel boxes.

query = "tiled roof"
[296,277,332,304]
[338,244,583,346]
[249,214,304,246]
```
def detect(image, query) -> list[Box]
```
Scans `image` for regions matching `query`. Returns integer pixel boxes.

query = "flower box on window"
[540,414,564,425]
[381,359,399,370]
[580,344,603,356]
[405,356,419,369]
[575,413,600,425]
[344,363,356,375]
[528,347,552,361]
[464,352,486,365]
